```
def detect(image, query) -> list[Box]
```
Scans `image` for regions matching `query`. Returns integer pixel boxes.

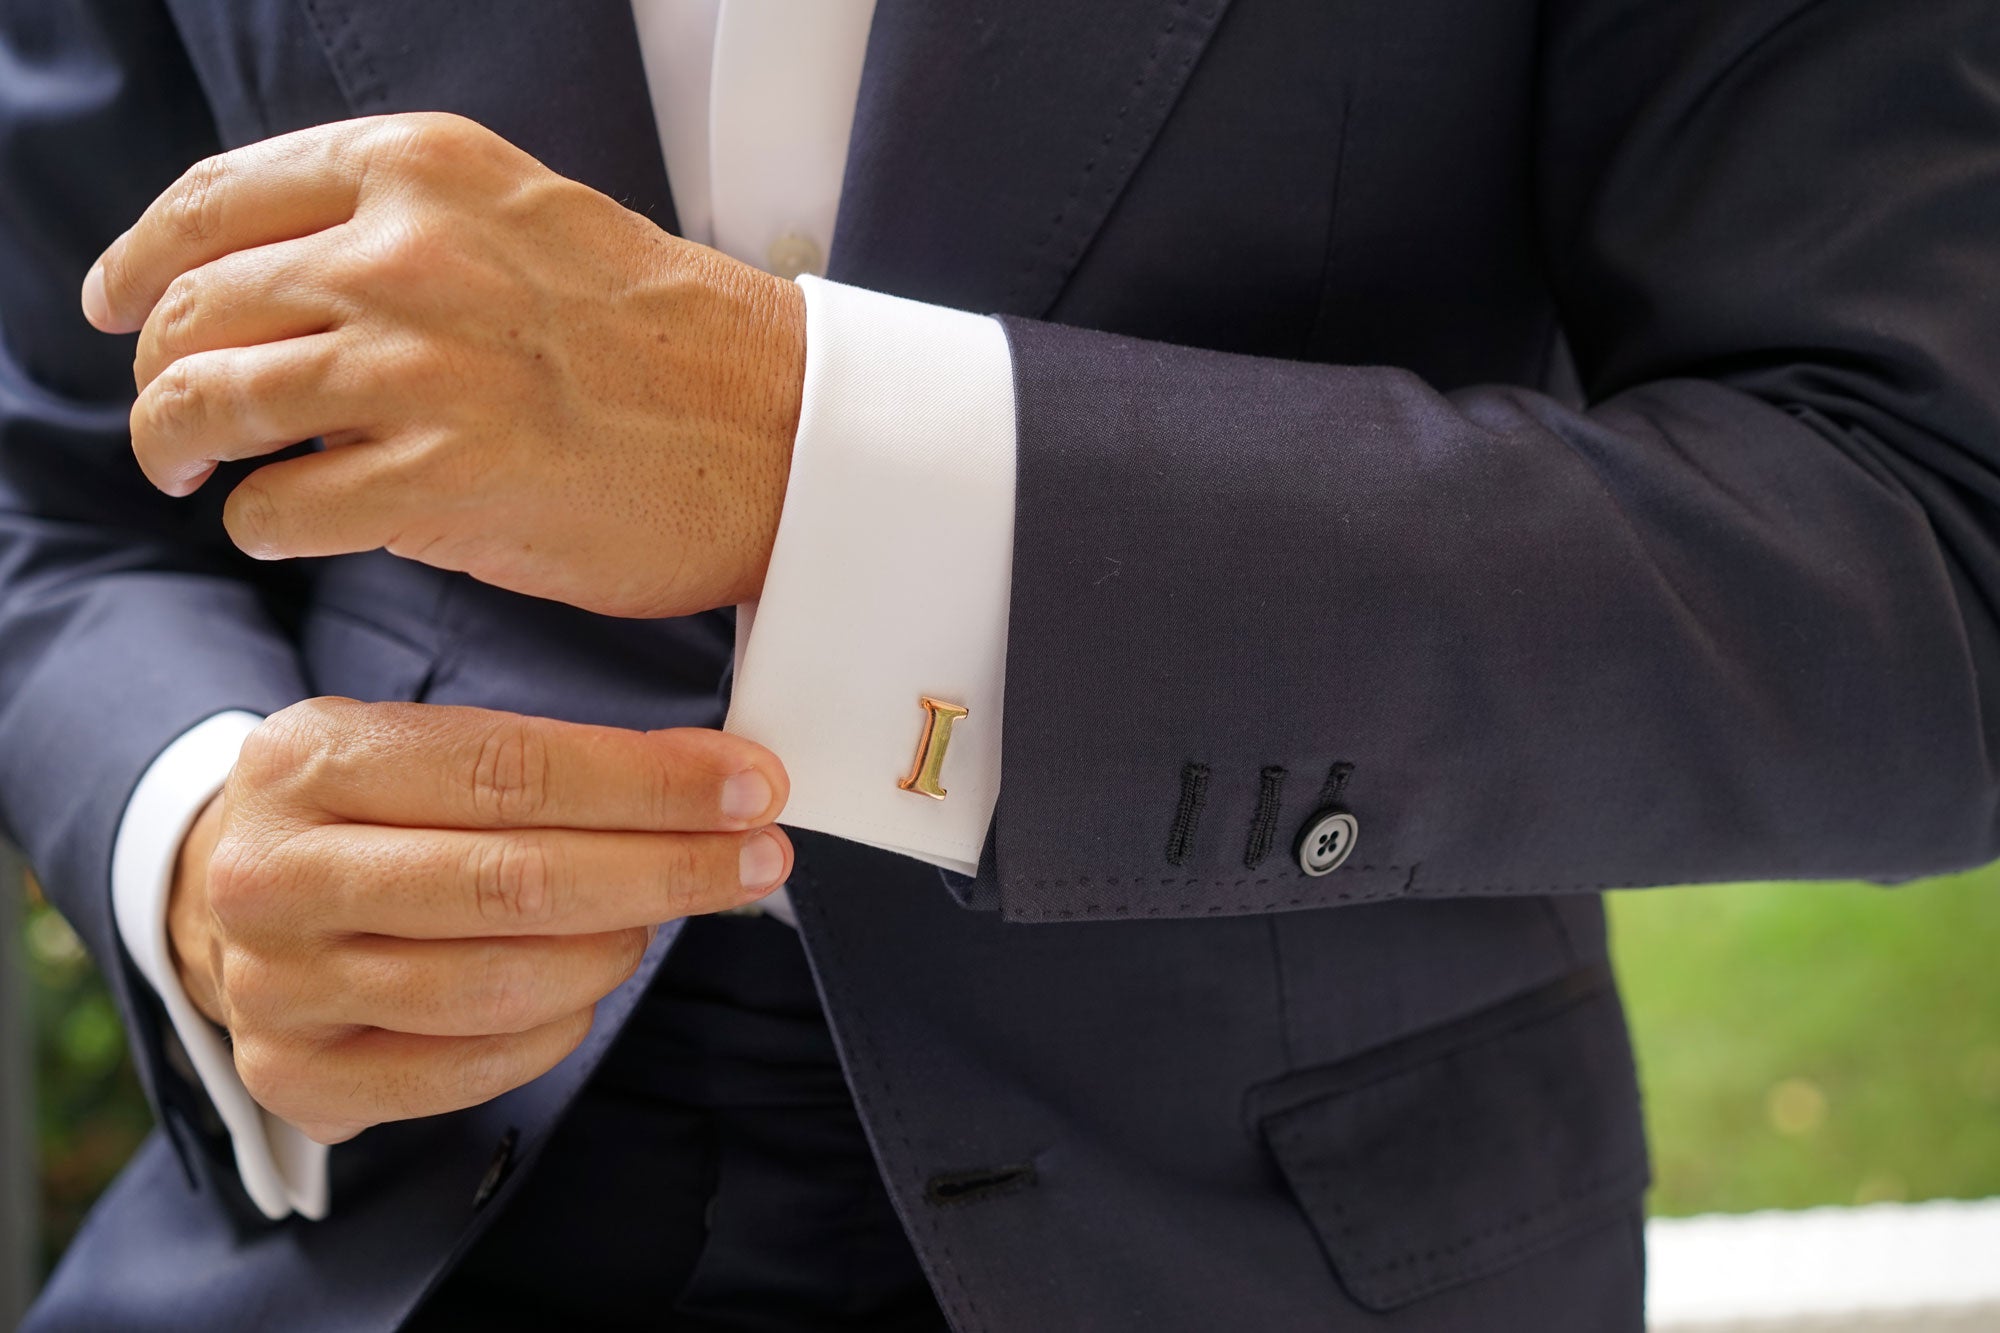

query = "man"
[3,0,1997,1328]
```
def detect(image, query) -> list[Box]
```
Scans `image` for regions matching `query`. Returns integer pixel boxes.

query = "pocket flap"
[1251,966,1649,1310]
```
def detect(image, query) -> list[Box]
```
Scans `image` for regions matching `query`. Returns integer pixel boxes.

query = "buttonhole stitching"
[1245,765,1287,869]
[1165,762,1210,866]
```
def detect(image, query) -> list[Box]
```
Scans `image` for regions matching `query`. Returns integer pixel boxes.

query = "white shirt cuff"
[110,710,329,1221]
[726,275,1016,877]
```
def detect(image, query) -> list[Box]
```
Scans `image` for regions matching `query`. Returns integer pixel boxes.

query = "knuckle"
[368,214,442,274]
[653,837,706,921]
[373,111,484,172]
[151,273,204,352]
[468,720,551,825]
[213,944,279,1023]
[470,944,537,1032]
[238,700,362,811]
[467,833,556,929]
[452,1033,516,1105]
[204,832,274,926]
[243,1029,366,1135]
[231,721,289,788]
[339,210,451,294]
[238,705,322,785]
[166,155,231,248]
[641,754,685,830]
[231,1036,294,1111]
[145,358,213,440]
[284,694,357,737]
[223,477,284,557]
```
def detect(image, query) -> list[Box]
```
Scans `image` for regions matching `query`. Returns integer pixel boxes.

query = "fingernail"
[80,263,110,329]
[739,831,784,891]
[721,769,772,822]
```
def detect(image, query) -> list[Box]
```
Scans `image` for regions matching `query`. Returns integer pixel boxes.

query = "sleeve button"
[1296,809,1358,876]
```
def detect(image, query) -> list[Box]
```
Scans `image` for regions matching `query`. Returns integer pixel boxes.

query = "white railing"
[1647,1199,2000,1330]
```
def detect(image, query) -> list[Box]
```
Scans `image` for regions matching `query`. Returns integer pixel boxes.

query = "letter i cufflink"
[899,696,969,799]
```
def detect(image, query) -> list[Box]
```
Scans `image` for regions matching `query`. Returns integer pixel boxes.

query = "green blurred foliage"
[1610,866,2000,1216]
[14,865,2000,1269]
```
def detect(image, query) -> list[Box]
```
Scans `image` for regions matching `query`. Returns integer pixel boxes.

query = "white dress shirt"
[110,0,1017,1220]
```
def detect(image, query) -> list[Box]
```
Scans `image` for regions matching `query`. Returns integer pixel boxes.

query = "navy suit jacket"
[5,1,1998,1329]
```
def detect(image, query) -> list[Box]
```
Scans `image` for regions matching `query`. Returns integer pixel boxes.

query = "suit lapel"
[298,0,1231,314]
[830,0,1233,316]
[298,0,678,231]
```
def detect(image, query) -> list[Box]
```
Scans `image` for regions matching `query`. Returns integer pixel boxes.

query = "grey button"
[1296,809,1358,876]
[767,232,826,280]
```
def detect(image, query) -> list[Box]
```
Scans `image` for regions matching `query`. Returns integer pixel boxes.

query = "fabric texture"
[8,0,1997,1329]
[962,0,2000,921]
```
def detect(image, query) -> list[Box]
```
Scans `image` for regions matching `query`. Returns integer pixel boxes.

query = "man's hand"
[165,698,793,1144]
[82,112,805,619]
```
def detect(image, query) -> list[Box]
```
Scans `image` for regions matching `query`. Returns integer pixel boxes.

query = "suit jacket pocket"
[300,605,437,703]
[1248,964,1649,1311]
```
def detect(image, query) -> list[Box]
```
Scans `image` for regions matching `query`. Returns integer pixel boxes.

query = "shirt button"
[1296,809,1358,876]
[767,233,826,280]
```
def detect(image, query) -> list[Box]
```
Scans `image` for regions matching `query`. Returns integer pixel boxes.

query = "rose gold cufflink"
[899,696,969,800]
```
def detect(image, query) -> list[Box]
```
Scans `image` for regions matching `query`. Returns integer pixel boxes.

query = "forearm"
[977,324,1996,921]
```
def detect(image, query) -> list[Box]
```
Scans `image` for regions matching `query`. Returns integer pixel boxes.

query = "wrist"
[167,792,228,1027]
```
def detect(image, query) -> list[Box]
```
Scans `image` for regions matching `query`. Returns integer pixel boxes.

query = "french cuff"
[110,710,329,1222]
[726,275,1016,876]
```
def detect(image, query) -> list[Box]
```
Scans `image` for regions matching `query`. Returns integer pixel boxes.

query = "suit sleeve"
[974,0,2000,922]
[0,0,310,1193]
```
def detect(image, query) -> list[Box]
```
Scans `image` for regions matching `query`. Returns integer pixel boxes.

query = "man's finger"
[240,701,791,834]
[291,823,792,938]
[315,931,651,1037]
[130,334,378,497]
[83,123,374,334]
[132,231,349,391]
[220,437,425,559]
[241,1009,596,1144]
